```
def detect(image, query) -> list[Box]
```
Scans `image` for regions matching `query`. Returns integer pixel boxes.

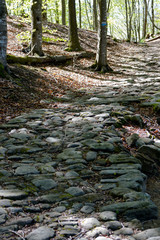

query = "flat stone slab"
[100,200,158,221]
[15,165,39,175]
[26,226,55,240]
[133,228,160,240]
[0,190,28,200]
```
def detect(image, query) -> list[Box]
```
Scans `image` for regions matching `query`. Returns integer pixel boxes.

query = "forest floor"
[0,15,141,123]
[1,16,160,239]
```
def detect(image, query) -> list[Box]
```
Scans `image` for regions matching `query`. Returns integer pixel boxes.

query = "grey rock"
[32,179,57,190]
[80,205,95,214]
[8,117,27,124]
[0,189,28,200]
[59,228,79,236]
[65,163,87,171]
[133,228,160,240]
[99,211,117,221]
[0,147,7,157]
[26,226,55,240]
[95,183,116,190]
[108,152,141,164]
[124,114,144,128]
[38,164,55,174]
[137,145,160,161]
[7,217,33,227]
[126,134,139,147]
[136,145,160,174]
[0,214,7,224]
[8,207,23,214]
[110,187,136,197]
[0,199,11,207]
[7,145,43,154]
[147,238,160,240]
[80,218,100,230]
[15,165,39,175]
[100,169,140,177]
[117,180,142,191]
[123,192,150,201]
[95,237,112,240]
[65,187,85,197]
[86,226,109,238]
[100,200,158,221]
[65,170,79,178]
[57,148,82,160]
[52,206,66,213]
[114,227,134,235]
[86,151,97,161]
[45,211,61,218]
[105,221,122,231]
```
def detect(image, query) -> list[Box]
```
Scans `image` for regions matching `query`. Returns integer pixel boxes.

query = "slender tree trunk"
[143,0,148,38]
[137,0,141,41]
[85,0,91,29]
[79,0,82,28]
[0,0,8,71]
[151,0,154,36]
[67,0,82,51]
[125,0,129,41]
[61,0,66,25]
[31,0,44,56]
[55,0,59,24]
[93,0,98,31]
[94,0,112,72]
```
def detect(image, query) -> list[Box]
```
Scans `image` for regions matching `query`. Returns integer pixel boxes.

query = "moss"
[0,172,4,178]
[152,103,160,113]
[23,183,37,194]
[0,63,6,78]
[59,193,72,200]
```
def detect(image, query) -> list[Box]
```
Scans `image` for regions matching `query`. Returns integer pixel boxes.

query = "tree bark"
[93,0,98,31]
[143,0,148,38]
[61,0,66,25]
[85,0,91,29]
[94,0,112,72]
[125,0,130,41]
[55,0,59,24]
[31,0,44,56]
[0,0,8,74]
[151,0,154,36]
[67,0,82,51]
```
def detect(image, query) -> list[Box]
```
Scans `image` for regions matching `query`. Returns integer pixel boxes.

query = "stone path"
[1,41,160,239]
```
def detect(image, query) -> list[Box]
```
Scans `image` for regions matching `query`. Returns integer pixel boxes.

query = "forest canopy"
[6,0,160,42]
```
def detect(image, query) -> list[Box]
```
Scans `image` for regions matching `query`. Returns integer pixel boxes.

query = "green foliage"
[16,30,31,44]
[42,36,67,42]
[6,0,160,42]
[42,27,57,34]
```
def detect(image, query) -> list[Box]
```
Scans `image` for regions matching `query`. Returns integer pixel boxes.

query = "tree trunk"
[31,0,44,56]
[143,0,148,38]
[151,0,154,36]
[61,0,66,25]
[67,0,82,51]
[125,0,130,41]
[94,0,112,72]
[85,0,91,29]
[55,0,59,24]
[0,0,8,71]
[93,0,98,31]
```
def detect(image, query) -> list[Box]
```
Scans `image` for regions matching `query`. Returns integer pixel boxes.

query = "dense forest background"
[6,0,160,42]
